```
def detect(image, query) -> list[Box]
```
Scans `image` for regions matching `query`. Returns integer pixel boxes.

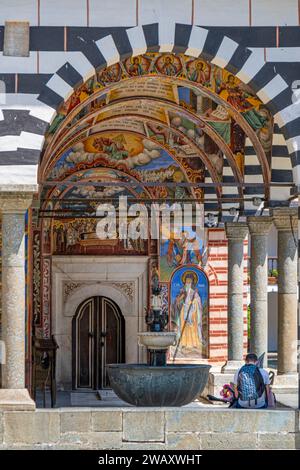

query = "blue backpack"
[237,364,265,401]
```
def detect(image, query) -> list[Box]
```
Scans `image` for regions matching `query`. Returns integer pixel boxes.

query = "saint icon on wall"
[170,267,208,358]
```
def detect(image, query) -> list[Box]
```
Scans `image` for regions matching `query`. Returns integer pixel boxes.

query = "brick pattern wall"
[207,228,248,363]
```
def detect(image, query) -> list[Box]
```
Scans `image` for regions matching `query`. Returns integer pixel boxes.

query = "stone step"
[97,390,120,401]
[70,391,101,406]
[70,389,121,406]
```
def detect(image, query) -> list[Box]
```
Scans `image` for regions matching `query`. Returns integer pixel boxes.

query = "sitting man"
[233,353,270,409]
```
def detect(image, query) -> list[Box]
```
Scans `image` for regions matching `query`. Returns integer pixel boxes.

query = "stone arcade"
[0,0,300,450]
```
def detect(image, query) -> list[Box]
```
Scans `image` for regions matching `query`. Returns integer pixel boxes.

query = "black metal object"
[144,271,170,366]
[107,363,211,406]
[148,349,167,367]
[32,336,58,408]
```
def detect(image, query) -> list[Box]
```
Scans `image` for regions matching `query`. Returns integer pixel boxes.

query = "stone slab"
[59,431,122,449]
[166,409,296,433]
[200,432,257,450]
[123,410,165,442]
[60,411,91,433]
[4,410,60,445]
[257,433,296,450]
[166,432,201,450]
[92,410,122,432]
[3,21,29,57]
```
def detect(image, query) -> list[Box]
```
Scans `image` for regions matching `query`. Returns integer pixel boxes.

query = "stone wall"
[0,408,299,450]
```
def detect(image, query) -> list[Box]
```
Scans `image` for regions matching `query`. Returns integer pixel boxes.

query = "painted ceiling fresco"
[40,52,274,259]
[46,132,199,202]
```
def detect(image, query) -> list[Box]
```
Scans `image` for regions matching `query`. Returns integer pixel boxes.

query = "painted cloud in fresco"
[66,140,162,169]
[50,139,163,180]
[128,139,161,168]
[70,185,126,198]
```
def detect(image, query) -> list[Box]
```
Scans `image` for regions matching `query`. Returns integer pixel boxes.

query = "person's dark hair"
[245,353,258,363]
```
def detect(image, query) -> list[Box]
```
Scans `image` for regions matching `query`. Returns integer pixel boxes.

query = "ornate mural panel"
[44,52,273,178]
[170,266,209,359]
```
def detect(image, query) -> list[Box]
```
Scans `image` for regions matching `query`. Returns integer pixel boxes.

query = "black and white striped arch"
[0,23,299,215]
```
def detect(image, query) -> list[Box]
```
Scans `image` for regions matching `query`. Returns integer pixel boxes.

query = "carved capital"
[0,185,38,213]
[271,207,298,231]
[225,222,248,240]
[247,216,273,236]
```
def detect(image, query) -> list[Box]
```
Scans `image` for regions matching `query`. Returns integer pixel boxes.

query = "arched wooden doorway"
[72,296,125,390]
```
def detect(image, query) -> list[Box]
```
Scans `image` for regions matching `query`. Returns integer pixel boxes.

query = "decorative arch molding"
[63,282,132,319]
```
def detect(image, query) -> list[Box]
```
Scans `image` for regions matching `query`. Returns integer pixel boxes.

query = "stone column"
[247,217,273,367]
[222,223,248,373]
[272,208,298,375]
[0,186,37,409]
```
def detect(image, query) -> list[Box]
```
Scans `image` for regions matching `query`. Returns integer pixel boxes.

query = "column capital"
[0,185,38,213]
[271,207,298,231]
[225,222,248,240]
[247,216,273,236]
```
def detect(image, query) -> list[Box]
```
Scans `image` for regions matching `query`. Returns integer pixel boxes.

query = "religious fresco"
[154,54,183,77]
[160,225,205,283]
[186,59,211,86]
[34,52,273,351]
[124,55,151,76]
[170,266,208,358]
[52,217,148,256]
[46,132,197,201]
[43,53,273,171]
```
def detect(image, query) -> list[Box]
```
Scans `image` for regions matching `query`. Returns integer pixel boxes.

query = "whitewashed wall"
[0,0,299,27]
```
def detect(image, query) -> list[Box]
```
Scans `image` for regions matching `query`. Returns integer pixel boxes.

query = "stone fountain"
[107,273,210,406]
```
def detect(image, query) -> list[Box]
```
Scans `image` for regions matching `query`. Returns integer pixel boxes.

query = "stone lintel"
[271,207,298,231]
[247,216,273,236]
[0,389,35,411]
[0,185,38,213]
[225,222,248,240]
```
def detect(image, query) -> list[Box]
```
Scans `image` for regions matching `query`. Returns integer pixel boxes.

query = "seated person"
[233,353,270,409]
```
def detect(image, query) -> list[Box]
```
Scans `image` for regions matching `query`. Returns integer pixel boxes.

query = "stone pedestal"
[272,208,298,375]
[222,223,248,373]
[247,217,273,367]
[0,186,37,409]
[0,389,35,410]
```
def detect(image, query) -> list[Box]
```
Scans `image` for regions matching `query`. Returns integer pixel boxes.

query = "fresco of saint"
[216,73,267,131]
[124,55,151,76]
[155,54,182,76]
[128,56,144,76]
[187,60,211,86]
[171,270,206,353]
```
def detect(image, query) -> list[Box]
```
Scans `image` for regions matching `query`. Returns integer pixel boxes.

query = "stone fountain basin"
[138,332,177,350]
[107,364,211,407]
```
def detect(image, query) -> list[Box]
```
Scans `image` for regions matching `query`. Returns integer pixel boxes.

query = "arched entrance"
[72,296,125,390]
